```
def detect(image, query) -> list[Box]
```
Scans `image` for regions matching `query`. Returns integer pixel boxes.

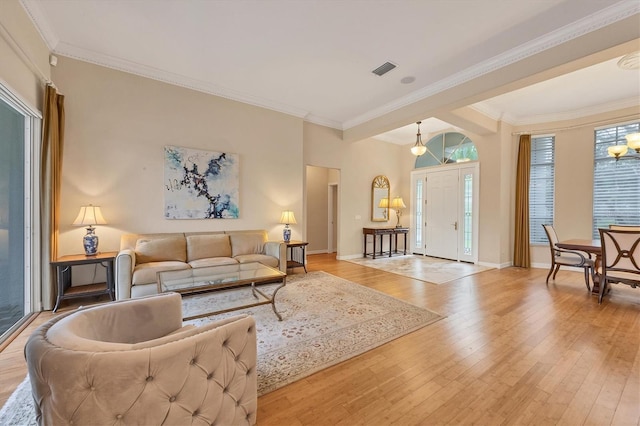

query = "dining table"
[556,239,602,294]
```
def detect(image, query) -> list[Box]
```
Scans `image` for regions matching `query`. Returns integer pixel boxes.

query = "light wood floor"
[1,254,638,425]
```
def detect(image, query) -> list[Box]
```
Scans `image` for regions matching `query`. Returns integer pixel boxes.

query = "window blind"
[593,123,640,238]
[529,135,555,244]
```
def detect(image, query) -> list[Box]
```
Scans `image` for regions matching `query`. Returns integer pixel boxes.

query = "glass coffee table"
[157,262,287,321]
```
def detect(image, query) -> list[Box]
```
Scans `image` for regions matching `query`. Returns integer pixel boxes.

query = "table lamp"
[389,196,406,228]
[73,204,107,255]
[279,210,297,243]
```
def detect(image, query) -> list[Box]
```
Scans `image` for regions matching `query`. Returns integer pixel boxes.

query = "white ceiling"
[21,0,640,143]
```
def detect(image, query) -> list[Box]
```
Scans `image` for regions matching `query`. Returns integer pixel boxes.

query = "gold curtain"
[513,134,531,268]
[40,85,65,310]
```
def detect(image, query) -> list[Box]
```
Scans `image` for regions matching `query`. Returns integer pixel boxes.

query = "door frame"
[410,161,480,263]
[327,183,338,253]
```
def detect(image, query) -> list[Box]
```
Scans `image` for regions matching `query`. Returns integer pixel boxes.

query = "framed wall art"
[164,145,239,219]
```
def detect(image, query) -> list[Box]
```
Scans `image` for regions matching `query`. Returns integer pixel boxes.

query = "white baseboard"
[478,261,512,269]
[307,249,330,255]
[531,262,585,272]
[336,253,364,261]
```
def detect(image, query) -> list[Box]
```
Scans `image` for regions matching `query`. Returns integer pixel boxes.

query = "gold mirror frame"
[371,175,390,222]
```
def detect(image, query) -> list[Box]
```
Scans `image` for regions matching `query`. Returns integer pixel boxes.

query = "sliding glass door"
[0,86,38,341]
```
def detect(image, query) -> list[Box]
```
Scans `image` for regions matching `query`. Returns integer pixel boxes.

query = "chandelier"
[410,121,427,156]
[607,132,640,160]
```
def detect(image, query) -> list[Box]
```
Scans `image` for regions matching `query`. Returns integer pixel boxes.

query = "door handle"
[452,221,458,230]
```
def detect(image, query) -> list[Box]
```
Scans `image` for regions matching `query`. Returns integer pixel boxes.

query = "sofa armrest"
[264,241,287,273]
[115,249,135,300]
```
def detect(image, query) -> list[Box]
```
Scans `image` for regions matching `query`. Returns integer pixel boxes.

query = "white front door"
[410,162,479,263]
[425,169,459,260]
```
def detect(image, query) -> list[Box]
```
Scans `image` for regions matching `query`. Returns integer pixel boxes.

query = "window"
[593,122,640,238]
[529,135,555,244]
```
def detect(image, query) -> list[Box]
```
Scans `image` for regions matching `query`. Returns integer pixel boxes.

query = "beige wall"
[0,0,50,111]
[53,57,304,256]
[412,124,516,267]
[514,107,640,267]
[303,122,409,258]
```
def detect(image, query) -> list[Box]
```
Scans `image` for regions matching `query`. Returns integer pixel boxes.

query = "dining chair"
[597,228,640,304]
[542,224,594,291]
[609,224,640,231]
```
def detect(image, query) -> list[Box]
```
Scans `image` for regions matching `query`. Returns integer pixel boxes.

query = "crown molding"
[342,1,640,130]
[472,96,640,126]
[20,0,58,51]
[55,42,311,119]
[303,114,342,130]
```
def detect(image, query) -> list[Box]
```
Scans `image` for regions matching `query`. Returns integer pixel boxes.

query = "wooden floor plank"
[1,253,639,425]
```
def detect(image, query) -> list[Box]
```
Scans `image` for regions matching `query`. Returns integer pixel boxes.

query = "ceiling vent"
[372,61,397,76]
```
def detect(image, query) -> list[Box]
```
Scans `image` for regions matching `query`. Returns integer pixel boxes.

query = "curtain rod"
[511,113,640,136]
[0,21,55,89]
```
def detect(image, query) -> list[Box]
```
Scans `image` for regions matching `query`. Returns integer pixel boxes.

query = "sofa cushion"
[132,261,190,285]
[188,257,238,268]
[135,237,186,264]
[234,254,278,268]
[186,234,232,261]
[230,232,266,257]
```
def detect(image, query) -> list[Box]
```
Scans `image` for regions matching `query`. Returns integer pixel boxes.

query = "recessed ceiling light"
[401,76,416,84]
[617,52,640,70]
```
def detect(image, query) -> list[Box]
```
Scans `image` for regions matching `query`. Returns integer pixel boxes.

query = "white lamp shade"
[378,198,389,208]
[607,145,628,158]
[390,196,406,209]
[411,145,427,156]
[625,132,640,151]
[73,205,107,226]
[279,210,297,225]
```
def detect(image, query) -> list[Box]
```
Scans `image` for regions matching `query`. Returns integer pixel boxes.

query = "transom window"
[415,132,478,168]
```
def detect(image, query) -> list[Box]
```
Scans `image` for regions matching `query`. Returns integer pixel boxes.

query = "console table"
[363,227,409,259]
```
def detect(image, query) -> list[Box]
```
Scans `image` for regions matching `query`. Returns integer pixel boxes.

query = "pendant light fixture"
[410,121,427,156]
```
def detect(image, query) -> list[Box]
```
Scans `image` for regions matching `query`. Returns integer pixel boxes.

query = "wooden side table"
[285,241,309,273]
[51,251,117,312]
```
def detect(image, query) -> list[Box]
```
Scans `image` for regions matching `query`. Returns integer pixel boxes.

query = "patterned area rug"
[347,254,492,284]
[0,271,443,424]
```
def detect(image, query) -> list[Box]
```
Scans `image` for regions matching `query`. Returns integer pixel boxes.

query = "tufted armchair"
[24,292,257,425]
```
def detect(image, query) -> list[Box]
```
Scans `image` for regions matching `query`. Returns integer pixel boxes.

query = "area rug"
[346,254,492,284]
[0,271,443,424]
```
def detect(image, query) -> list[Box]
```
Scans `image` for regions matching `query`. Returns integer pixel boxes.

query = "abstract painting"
[164,145,239,219]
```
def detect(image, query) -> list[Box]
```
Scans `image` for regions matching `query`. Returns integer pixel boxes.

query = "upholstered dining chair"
[597,228,640,304]
[542,224,594,291]
[25,292,257,426]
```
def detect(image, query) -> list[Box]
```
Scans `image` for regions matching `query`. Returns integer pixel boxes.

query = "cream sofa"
[115,230,286,300]
[25,292,257,425]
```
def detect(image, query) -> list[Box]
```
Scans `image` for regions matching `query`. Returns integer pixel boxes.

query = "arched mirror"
[371,175,390,222]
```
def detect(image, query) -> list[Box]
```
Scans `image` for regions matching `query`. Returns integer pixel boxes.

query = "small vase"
[83,227,99,256]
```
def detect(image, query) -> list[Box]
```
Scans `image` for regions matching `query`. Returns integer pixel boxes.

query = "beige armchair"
[25,293,257,425]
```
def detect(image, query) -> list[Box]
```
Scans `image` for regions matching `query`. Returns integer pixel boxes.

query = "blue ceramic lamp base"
[83,226,99,256]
